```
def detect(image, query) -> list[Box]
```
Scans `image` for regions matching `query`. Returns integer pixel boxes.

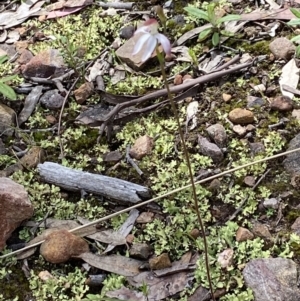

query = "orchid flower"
[132,19,171,62]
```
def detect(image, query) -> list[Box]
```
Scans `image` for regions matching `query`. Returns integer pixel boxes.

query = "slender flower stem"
[156,46,216,301]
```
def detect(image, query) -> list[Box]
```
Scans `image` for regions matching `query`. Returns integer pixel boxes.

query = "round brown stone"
[228,108,254,124]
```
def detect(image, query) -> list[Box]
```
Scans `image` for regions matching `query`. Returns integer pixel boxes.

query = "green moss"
[0,265,30,300]
[239,40,271,55]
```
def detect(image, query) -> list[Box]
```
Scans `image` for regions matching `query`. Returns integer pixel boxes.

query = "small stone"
[222,93,232,102]
[228,108,254,124]
[119,25,135,40]
[39,270,56,282]
[217,248,234,268]
[45,115,57,124]
[232,125,246,136]
[189,228,200,239]
[283,133,300,175]
[174,74,183,85]
[249,142,265,155]
[0,103,15,136]
[136,212,155,224]
[40,229,89,264]
[17,49,33,65]
[244,176,255,187]
[253,84,266,92]
[173,15,185,25]
[185,96,193,103]
[165,53,175,62]
[291,217,300,236]
[291,174,300,188]
[126,234,134,244]
[40,90,64,110]
[129,243,152,259]
[0,138,6,155]
[149,253,172,270]
[252,223,273,241]
[236,227,254,242]
[246,124,255,132]
[183,74,193,82]
[198,135,223,163]
[74,82,94,105]
[206,124,227,148]
[208,179,221,192]
[292,109,300,120]
[129,135,154,160]
[269,37,295,60]
[247,96,265,108]
[20,146,45,169]
[263,198,279,209]
[103,150,122,162]
[111,37,122,49]
[270,95,293,112]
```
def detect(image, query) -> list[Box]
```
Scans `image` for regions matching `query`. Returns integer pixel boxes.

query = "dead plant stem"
[156,48,216,301]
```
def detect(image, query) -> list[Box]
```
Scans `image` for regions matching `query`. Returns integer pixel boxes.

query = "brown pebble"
[222,93,232,102]
[149,253,172,270]
[270,95,293,112]
[228,108,254,124]
[183,74,193,82]
[190,228,200,239]
[40,229,89,264]
[45,115,57,124]
[174,74,183,85]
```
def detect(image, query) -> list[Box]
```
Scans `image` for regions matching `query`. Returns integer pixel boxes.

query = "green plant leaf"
[0,82,17,100]
[0,55,8,64]
[207,3,217,25]
[212,32,220,46]
[291,35,300,42]
[296,45,300,58]
[220,29,236,37]
[287,19,300,26]
[290,7,300,18]
[0,75,17,83]
[184,7,209,21]
[217,14,241,25]
[198,28,213,41]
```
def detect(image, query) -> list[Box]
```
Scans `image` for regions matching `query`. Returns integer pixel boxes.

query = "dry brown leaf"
[106,286,147,301]
[77,252,144,277]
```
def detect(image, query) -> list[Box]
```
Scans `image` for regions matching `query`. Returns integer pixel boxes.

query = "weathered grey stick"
[38,162,151,204]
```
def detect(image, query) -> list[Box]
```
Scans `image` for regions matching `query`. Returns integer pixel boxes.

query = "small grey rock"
[291,217,300,236]
[206,124,227,148]
[283,133,300,174]
[173,15,185,25]
[198,135,223,163]
[263,198,279,209]
[120,25,135,40]
[129,243,152,260]
[249,142,265,155]
[40,90,64,109]
[0,138,6,155]
[247,96,265,108]
[103,150,122,162]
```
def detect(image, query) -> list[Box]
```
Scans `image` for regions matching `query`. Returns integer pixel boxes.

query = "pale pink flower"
[133,19,171,62]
